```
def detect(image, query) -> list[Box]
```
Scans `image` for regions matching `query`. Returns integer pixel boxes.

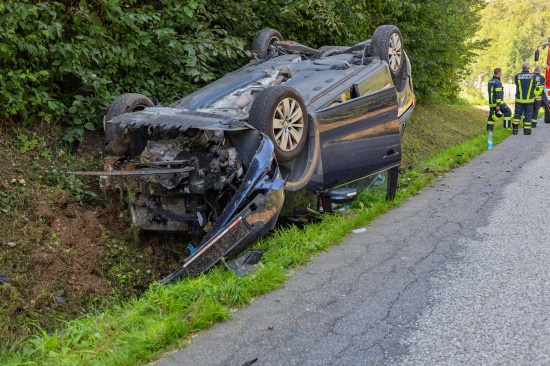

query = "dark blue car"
[98,25,415,282]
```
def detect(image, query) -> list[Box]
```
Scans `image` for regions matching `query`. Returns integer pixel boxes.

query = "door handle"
[383,151,400,159]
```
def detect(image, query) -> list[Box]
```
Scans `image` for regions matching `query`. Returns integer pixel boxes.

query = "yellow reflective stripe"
[489,103,497,107]
[494,87,503,91]
[518,78,523,98]
[516,98,535,103]
[489,85,494,104]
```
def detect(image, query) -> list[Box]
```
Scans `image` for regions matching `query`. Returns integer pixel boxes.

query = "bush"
[1,0,485,141]
[0,0,248,140]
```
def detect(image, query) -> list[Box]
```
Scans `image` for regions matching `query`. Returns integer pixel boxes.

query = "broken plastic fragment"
[225,250,263,276]
[241,358,258,366]
[54,295,67,306]
[0,273,10,283]
[352,228,366,234]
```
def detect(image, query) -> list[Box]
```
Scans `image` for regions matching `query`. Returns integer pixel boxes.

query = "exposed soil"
[0,121,187,346]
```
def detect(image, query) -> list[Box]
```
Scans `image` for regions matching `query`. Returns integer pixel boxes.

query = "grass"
[0,100,508,365]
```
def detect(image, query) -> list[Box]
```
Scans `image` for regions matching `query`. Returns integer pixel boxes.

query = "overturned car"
[92,25,415,283]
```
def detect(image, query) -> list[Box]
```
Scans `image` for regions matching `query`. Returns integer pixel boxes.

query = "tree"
[467,0,550,85]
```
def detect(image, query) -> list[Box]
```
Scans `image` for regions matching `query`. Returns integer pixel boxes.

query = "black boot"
[513,125,519,135]
[524,128,532,135]
[532,122,537,128]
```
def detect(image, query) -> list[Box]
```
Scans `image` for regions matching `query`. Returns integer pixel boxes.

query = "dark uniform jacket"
[534,73,546,101]
[488,76,504,107]
[514,70,535,103]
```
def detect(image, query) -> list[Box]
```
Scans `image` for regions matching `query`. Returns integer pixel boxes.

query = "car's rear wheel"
[249,86,308,163]
[104,93,154,143]
[251,29,283,60]
[372,25,404,80]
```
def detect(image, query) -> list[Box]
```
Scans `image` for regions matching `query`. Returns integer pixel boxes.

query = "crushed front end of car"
[92,108,285,283]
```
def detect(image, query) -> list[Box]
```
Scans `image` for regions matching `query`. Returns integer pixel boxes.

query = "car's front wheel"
[104,93,154,143]
[249,86,308,163]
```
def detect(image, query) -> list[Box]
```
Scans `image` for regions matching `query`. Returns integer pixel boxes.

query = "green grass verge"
[0,105,508,365]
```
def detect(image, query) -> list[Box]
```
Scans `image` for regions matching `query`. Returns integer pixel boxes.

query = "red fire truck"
[535,37,550,123]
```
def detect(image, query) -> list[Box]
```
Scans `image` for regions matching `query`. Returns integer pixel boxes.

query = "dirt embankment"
[0,124,186,345]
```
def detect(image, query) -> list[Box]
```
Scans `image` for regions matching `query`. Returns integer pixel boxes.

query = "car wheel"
[249,86,308,163]
[387,166,399,200]
[251,29,283,60]
[104,93,154,143]
[372,25,404,80]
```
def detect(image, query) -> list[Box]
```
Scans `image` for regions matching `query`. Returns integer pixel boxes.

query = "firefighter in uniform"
[487,68,512,131]
[531,65,546,127]
[513,61,536,135]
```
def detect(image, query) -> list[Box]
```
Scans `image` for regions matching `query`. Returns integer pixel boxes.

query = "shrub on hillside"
[1,0,485,142]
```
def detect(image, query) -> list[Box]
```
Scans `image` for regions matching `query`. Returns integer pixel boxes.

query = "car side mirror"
[535,49,540,62]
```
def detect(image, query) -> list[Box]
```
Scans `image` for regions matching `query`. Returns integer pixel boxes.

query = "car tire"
[104,93,154,143]
[372,25,404,80]
[387,166,399,200]
[249,86,308,163]
[251,29,283,60]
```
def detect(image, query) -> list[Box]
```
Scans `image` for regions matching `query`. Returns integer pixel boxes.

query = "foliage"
[467,0,550,85]
[1,0,485,141]
[0,0,249,140]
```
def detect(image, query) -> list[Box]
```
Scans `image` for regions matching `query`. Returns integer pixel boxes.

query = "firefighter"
[487,68,512,131]
[512,61,535,135]
[513,62,536,135]
[531,65,546,127]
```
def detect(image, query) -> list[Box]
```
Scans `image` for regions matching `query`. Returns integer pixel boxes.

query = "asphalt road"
[157,118,550,366]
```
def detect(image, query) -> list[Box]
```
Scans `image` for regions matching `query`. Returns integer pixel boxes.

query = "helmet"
[534,85,544,96]
[491,109,504,122]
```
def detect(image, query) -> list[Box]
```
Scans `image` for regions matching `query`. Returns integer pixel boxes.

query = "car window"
[327,63,392,107]
[357,65,393,96]
[329,84,360,107]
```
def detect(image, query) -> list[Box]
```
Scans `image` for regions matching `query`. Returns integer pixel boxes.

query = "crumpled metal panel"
[106,107,250,134]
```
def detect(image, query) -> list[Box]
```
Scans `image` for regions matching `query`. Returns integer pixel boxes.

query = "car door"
[314,64,401,188]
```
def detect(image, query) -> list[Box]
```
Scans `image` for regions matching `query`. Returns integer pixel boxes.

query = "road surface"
[157,118,550,365]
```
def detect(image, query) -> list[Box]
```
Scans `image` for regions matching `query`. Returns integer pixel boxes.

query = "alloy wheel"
[272,97,304,152]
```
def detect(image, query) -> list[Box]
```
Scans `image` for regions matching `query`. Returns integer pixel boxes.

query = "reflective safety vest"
[488,76,504,107]
[514,70,535,103]
[534,73,546,101]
